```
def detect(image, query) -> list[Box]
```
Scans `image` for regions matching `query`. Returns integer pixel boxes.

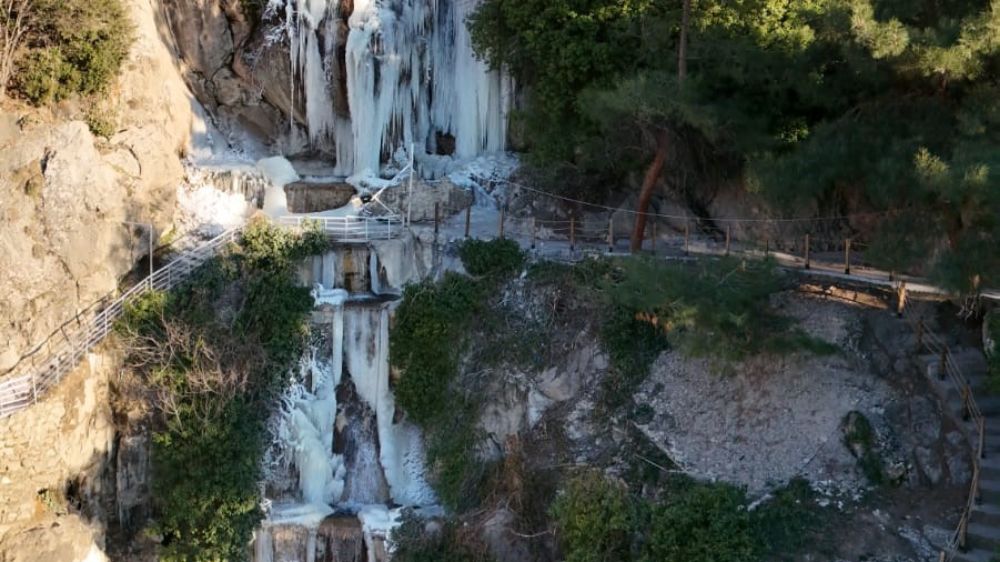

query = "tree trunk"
[629,130,670,253]
[678,0,691,82]
[629,0,690,253]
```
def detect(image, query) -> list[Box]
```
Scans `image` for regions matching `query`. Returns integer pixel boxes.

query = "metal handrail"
[0,228,241,420]
[277,215,402,241]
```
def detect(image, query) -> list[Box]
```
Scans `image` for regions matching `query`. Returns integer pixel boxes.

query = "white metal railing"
[278,215,402,241]
[0,228,242,420]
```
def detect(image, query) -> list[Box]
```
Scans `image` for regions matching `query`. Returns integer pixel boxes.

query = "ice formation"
[258,246,435,561]
[271,0,512,178]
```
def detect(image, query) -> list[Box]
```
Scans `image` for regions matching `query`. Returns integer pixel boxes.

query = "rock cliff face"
[0,352,117,561]
[0,0,197,374]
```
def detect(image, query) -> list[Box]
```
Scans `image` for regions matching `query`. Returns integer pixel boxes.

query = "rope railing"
[907,315,986,561]
[0,228,242,420]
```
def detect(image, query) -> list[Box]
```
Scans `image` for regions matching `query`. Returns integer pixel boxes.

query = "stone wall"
[0,352,116,561]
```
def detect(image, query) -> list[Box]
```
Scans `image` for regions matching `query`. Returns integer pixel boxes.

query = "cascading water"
[256,245,434,562]
[269,0,512,178]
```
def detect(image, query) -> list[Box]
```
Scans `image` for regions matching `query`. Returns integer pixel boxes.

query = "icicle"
[369,251,382,295]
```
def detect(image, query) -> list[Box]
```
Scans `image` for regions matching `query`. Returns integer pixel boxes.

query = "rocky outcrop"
[285,181,357,213]
[0,352,116,560]
[0,0,198,374]
[161,0,299,149]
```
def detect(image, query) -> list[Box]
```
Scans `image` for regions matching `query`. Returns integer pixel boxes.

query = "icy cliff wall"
[167,0,512,176]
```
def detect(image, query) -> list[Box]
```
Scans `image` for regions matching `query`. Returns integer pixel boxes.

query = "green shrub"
[551,472,636,562]
[753,478,822,557]
[17,48,70,104]
[642,480,756,562]
[597,306,669,414]
[391,273,484,425]
[842,411,885,485]
[14,0,133,104]
[458,238,525,278]
[425,401,496,512]
[85,104,118,138]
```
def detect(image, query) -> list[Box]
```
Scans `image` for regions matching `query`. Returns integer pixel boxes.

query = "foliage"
[842,411,885,485]
[85,103,118,138]
[391,273,485,426]
[752,478,823,557]
[118,218,324,561]
[470,0,1000,293]
[458,238,525,278]
[14,0,133,104]
[607,257,830,361]
[551,471,637,562]
[597,305,669,414]
[424,398,496,512]
[642,479,756,562]
[552,472,829,562]
[391,511,494,562]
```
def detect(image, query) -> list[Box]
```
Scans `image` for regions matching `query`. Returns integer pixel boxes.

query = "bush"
[392,511,493,562]
[642,480,756,562]
[391,273,484,425]
[842,411,885,485]
[550,473,829,562]
[118,220,324,561]
[85,104,118,138]
[13,0,132,104]
[551,472,636,562]
[458,238,525,278]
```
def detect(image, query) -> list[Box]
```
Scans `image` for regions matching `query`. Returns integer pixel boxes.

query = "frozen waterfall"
[257,244,434,562]
[272,0,512,177]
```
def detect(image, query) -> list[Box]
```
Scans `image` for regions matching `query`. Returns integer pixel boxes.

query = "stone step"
[979,478,1000,504]
[953,547,996,562]
[967,522,1000,550]
[970,502,1000,527]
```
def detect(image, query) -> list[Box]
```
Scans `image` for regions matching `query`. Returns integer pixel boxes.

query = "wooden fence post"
[499,205,506,239]
[607,217,614,253]
[531,217,537,250]
[725,225,731,256]
[570,217,576,251]
[434,202,440,236]
[765,238,770,257]
[684,222,690,256]
[844,238,852,275]
[464,205,471,239]
[804,234,811,269]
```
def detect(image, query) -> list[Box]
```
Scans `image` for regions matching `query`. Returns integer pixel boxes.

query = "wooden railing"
[0,228,241,420]
[908,316,986,561]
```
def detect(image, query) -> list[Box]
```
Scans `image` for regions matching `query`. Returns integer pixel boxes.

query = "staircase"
[921,338,1000,562]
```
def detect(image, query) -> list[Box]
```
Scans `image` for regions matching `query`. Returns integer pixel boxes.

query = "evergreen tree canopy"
[470,0,1000,292]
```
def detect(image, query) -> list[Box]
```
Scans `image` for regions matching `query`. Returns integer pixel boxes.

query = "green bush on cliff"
[551,472,827,562]
[119,219,325,561]
[13,0,132,104]
[458,238,525,278]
